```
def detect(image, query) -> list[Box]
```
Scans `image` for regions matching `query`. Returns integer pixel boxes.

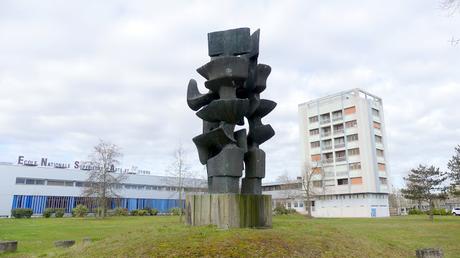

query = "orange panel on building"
[312,167,321,174]
[351,177,363,185]
[344,106,356,115]
[311,154,320,161]
[373,121,381,129]
[378,163,385,171]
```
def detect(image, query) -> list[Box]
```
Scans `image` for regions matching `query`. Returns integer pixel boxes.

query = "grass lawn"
[0,215,459,257]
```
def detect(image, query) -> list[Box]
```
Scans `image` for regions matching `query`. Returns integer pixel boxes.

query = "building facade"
[298,89,390,217]
[0,162,206,217]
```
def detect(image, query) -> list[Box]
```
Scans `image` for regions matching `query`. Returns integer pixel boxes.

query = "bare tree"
[441,0,460,14]
[83,140,127,218]
[165,144,191,222]
[301,161,321,217]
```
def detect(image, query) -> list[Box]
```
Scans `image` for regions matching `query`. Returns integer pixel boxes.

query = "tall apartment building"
[298,89,390,217]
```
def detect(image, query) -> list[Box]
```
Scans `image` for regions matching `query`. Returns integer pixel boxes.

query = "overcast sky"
[0,0,459,187]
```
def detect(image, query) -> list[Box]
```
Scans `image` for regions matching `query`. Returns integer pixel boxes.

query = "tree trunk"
[429,200,434,222]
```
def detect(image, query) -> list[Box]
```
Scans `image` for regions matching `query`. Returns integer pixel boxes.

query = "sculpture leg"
[241,148,265,194]
[206,144,244,193]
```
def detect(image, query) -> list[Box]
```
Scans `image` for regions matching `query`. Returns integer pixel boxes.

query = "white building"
[0,158,206,217]
[298,89,390,217]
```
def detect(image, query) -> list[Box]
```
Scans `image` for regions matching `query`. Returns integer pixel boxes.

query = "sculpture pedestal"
[185,194,272,229]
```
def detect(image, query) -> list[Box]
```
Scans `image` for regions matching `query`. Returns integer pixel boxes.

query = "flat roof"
[298,88,382,107]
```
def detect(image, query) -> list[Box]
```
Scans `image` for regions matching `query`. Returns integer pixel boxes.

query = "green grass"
[1,215,459,257]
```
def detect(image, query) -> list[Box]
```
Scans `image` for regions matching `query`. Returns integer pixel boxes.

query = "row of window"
[308,106,380,125]
[262,182,302,191]
[308,106,357,124]
[312,162,385,177]
[311,148,384,163]
[310,134,359,149]
[317,193,386,201]
[312,175,388,188]
[309,120,357,136]
[15,177,206,192]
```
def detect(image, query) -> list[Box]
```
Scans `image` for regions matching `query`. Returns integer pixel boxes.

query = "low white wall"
[312,194,389,217]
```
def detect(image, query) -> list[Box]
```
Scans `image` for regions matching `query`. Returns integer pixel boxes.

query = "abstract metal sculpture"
[187,27,276,195]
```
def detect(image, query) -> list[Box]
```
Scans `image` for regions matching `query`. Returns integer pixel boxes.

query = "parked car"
[452,207,460,216]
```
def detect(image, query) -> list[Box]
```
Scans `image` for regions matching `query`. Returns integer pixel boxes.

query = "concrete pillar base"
[185,194,272,228]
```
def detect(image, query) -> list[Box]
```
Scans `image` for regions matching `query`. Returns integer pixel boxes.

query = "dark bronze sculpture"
[187,27,276,195]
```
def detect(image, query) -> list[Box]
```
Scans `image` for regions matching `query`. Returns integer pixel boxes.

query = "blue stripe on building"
[11,195,183,214]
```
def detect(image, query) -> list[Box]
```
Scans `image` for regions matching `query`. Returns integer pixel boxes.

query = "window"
[23,178,46,185]
[337,179,348,185]
[313,180,322,187]
[309,116,318,123]
[322,139,332,150]
[310,141,320,148]
[376,149,384,157]
[347,134,359,142]
[16,178,26,184]
[332,110,343,121]
[373,121,381,129]
[379,177,388,185]
[322,153,333,163]
[375,135,382,143]
[321,126,331,137]
[348,148,360,156]
[344,106,356,115]
[64,181,74,187]
[372,108,379,117]
[333,124,344,134]
[47,180,65,186]
[299,202,304,207]
[334,137,345,148]
[309,129,319,135]
[378,163,386,171]
[349,162,361,170]
[345,120,357,128]
[320,113,330,124]
[335,150,346,161]
[351,177,363,185]
[294,202,298,208]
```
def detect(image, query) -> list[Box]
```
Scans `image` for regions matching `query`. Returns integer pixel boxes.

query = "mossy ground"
[0,214,459,257]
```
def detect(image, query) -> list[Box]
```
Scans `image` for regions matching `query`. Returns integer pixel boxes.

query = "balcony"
[322,145,332,150]
[335,156,346,162]
[321,131,331,137]
[332,116,343,122]
[320,119,331,125]
[322,158,334,164]
[333,129,344,135]
[334,143,345,148]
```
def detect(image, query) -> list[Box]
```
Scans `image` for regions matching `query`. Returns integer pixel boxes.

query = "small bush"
[288,208,298,214]
[11,208,33,218]
[138,210,148,216]
[273,205,289,215]
[72,205,88,217]
[43,208,54,218]
[439,209,448,216]
[55,208,65,218]
[130,209,139,216]
[408,208,424,215]
[148,208,159,216]
[170,207,183,216]
[113,207,129,216]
